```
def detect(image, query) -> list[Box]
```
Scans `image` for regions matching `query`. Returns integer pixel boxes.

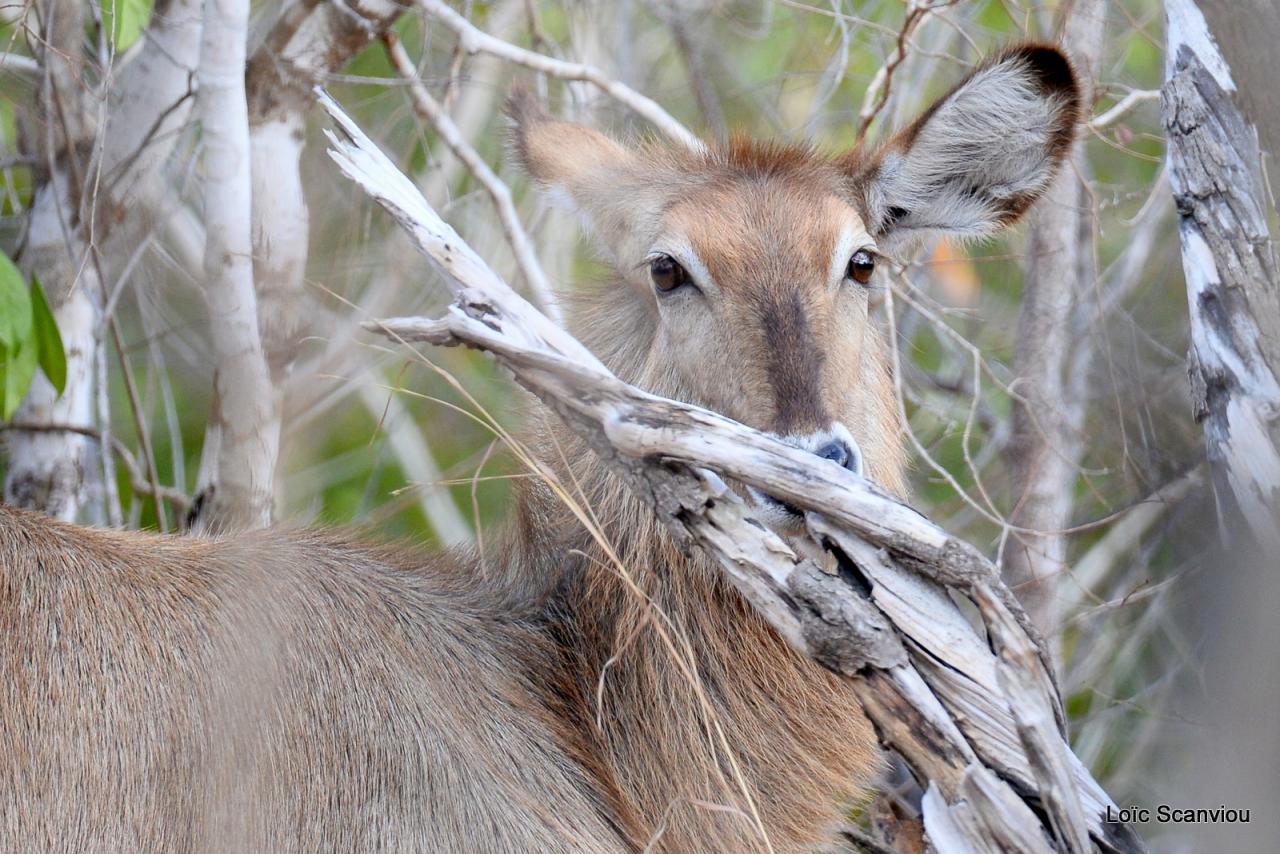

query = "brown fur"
[1,47,1080,852]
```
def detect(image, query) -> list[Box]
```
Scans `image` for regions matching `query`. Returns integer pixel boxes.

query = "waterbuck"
[0,45,1080,852]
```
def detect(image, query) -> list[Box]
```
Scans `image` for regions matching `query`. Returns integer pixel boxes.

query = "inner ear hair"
[851,43,1084,242]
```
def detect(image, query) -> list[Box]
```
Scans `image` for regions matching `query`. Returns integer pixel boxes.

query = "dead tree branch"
[1163,0,1280,552]
[319,91,1143,854]
[857,0,960,138]
[0,422,191,515]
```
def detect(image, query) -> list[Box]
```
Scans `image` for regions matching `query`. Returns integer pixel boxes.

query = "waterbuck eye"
[847,249,876,285]
[650,254,690,293]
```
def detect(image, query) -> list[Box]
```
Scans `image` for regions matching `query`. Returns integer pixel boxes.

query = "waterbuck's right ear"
[850,44,1083,247]
[506,88,654,265]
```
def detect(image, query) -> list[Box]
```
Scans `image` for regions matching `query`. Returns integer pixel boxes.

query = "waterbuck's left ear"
[848,45,1082,245]
[506,86,658,267]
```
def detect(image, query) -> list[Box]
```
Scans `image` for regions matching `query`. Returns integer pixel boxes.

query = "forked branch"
[318,92,1143,854]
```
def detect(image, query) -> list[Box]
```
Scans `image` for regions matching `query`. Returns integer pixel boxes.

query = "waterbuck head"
[511,45,1080,520]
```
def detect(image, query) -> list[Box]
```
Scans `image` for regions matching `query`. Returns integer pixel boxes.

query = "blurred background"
[2,1,1272,849]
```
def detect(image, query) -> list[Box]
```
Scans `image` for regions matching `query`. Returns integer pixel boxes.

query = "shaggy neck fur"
[503,284,898,852]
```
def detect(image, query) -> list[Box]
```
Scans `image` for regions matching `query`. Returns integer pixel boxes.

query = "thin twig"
[438,0,472,112]
[0,51,38,76]
[319,94,1142,852]
[1090,88,1159,129]
[108,319,168,532]
[857,1,962,138]
[416,0,703,152]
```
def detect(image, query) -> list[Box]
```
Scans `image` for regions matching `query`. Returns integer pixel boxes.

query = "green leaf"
[30,275,66,395]
[0,250,31,350]
[101,0,154,52]
[1,333,37,420]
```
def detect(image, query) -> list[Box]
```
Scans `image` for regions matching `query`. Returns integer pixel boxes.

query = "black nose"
[815,441,852,469]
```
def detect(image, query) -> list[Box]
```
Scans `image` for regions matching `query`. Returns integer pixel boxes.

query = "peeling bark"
[1163,0,1280,552]
[246,0,407,382]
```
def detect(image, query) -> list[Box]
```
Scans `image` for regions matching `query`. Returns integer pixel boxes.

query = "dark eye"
[650,254,690,293]
[847,249,876,285]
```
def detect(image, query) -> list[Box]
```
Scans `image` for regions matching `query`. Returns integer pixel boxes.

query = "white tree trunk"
[246,0,406,384]
[192,0,276,533]
[182,0,406,520]
[5,0,97,521]
[6,0,203,522]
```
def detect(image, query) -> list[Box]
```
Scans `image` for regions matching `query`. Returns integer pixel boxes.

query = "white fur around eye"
[828,225,874,290]
[648,236,718,296]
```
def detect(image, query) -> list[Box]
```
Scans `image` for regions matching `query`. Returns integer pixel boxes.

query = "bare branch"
[1090,88,1159,129]
[1,422,191,514]
[979,585,1091,853]
[857,1,960,138]
[1064,469,1201,612]
[0,51,39,76]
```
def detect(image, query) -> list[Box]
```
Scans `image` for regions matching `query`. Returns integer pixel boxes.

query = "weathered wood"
[1163,0,1280,553]
[320,92,1143,853]
[977,585,1091,854]
[1195,0,1280,163]
[922,767,1056,854]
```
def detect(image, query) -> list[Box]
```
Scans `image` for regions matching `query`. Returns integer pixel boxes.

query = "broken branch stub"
[320,92,1143,854]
